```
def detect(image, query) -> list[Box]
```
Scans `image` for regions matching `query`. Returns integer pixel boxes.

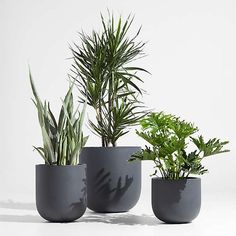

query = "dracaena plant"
[30,70,88,165]
[130,112,230,179]
[70,13,149,147]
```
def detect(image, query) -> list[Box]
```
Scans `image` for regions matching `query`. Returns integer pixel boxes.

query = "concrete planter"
[80,147,141,213]
[36,164,87,222]
[152,177,201,223]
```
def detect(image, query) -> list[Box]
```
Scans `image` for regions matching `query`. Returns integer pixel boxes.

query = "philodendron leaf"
[129,146,156,162]
[191,136,230,157]
[131,112,230,179]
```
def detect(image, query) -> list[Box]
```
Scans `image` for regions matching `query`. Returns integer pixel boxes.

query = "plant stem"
[96,107,105,147]
[107,70,114,147]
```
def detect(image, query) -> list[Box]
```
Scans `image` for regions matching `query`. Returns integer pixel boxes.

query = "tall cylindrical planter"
[152,177,201,223]
[36,164,87,222]
[80,147,141,213]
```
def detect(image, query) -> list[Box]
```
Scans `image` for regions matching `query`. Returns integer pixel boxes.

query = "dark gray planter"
[36,164,87,222]
[80,146,141,213]
[152,177,201,223]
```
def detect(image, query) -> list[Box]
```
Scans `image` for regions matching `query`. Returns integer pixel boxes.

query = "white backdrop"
[0,0,236,224]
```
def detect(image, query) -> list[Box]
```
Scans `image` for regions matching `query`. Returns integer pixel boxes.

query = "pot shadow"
[0,199,43,223]
[0,211,164,225]
[0,200,36,210]
[78,212,161,226]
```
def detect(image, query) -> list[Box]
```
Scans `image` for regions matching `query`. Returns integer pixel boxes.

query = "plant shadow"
[88,168,135,211]
[95,169,134,201]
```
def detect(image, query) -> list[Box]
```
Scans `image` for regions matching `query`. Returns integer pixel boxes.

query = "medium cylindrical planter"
[80,147,141,213]
[36,164,87,222]
[152,177,201,223]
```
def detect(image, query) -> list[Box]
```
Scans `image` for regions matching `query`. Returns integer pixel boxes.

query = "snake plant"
[30,70,88,165]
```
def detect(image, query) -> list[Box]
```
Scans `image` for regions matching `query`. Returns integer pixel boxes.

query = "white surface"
[1,193,236,236]
[1,0,236,235]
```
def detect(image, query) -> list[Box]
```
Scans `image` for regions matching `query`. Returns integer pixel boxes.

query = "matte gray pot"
[152,177,201,223]
[80,147,141,213]
[36,164,87,222]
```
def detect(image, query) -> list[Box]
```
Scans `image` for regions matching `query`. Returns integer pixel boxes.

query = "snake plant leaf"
[33,146,50,164]
[30,72,88,165]
[29,72,45,126]
[58,85,74,132]
[41,126,55,163]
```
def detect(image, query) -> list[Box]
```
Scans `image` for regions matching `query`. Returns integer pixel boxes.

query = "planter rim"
[82,146,140,149]
[152,177,200,181]
[36,164,86,168]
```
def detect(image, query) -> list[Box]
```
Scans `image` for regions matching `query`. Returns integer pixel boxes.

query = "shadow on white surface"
[78,212,161,226]
[0,212,160,225]
[0,200,43,223]
[0,214,44,223]
[0,200,35,210]
[0,200,161,225]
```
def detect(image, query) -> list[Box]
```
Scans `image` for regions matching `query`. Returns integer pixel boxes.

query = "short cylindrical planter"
[152,177,201,223]
[80,147,141,213]
[36,164,87,222]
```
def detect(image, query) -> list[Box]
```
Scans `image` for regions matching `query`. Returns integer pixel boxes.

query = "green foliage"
[29,70,88,165]
[130,112,230,179]
[70,13,148,147]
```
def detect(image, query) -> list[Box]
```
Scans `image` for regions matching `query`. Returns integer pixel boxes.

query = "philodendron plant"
[30,71,88,165]
[130,112,230,179]
[70,13,149,147]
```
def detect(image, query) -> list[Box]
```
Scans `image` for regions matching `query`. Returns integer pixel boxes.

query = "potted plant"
[69,14,149,212]
[29,71,88,222]
[130,112,229,223]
